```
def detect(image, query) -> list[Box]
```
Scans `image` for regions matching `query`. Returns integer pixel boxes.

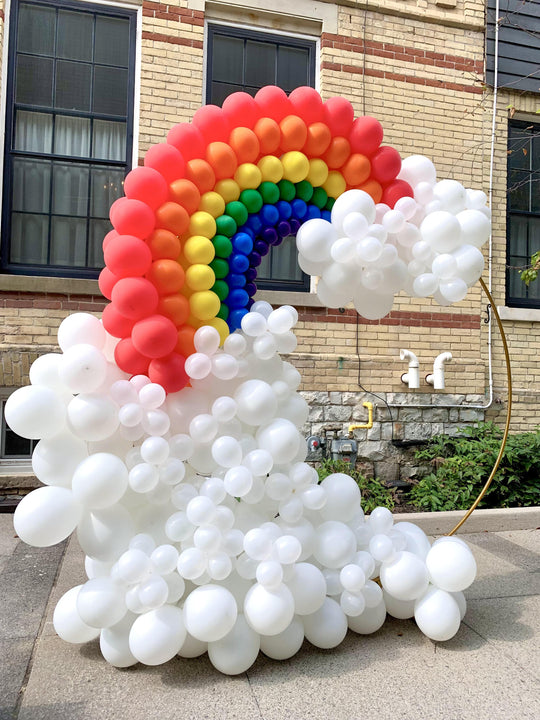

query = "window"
[506,121,540,307]
[2,0,136,277]
[206,24,316,292]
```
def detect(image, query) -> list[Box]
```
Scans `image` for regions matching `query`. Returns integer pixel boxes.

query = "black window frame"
[206,23,317,293]
[1,0,137,279]
[506,119,540,308]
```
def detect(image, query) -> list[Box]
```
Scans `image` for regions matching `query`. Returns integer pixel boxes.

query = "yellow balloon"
[185,264,216,291]
[189,211,216,239]
[207,317,230,345]
[190,290,221,321]
[199,191,225,218]
[183,235,215,264]
[214,179,240,203]
[258,156,284,183]
[323,171,346,199]
[307,158,329,187]
[281,151,309,183]
[234,163,262,190]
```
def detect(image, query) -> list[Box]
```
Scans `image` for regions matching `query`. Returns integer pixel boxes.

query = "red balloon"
[349,116,384,157]
[370,146,402,184]
[109,198,155,239]
[192,104,231,144]
[102,303,135,339]
[167,123,206,161]
[288,86,324,124]
[254,86,293,122]
[382,179,414,208]
[132,314,178,358]
[98,267,119,300]
[324,96,355,137]
[144,143,185,184]
[102,229,119,252]
[104,235,152,278]
[111,277,159,320]
[114,338,150,376]
[148,352,189,393]
[222,92,260,128]
[124,166,169,210]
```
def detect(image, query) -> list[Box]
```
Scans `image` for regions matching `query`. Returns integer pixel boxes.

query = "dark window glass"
[507,121,540,307]
[3,1,136,277]
[207,25,315,292]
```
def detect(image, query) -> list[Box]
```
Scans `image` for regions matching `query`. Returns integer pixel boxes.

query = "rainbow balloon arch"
[5,87,493,674]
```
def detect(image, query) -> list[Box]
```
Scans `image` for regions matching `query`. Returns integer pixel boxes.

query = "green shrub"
[316,458,395,514]
[409,422,540,511]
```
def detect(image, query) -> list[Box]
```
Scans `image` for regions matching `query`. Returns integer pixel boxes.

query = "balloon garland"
[5,87,493,674]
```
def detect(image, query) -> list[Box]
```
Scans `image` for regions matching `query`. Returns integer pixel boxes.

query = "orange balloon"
[342,153,371,186]
[206,141,238,180]
[146,258,185,294]
[176,325,196,356]
[155,202,190,236]
[279,115,308,153]
[169,179,200,215]
[229,127,260,164]
[254,117,280,155]
[185,158,216,194]
[146,228,181,260]
[359,179,383,203]
[303,122,332,157]
[157,294,190,327]
[322,137,351,169]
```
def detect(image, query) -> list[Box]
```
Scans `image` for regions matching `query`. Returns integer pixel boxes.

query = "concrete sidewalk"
[1,513,538,720]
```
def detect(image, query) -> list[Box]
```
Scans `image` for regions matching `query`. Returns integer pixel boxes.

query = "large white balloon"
[129,605,186,665]
[207,614,260,674]
[14,487,81,547]
[183,585,237,642]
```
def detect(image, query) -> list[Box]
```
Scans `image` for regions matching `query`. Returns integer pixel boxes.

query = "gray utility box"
[331,438,358,467]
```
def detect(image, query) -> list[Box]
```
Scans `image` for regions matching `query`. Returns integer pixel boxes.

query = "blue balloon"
[306,205,321,220]
[276,200,292,220]
[232,232,253,254]
[291,199,307,220]
[228,272,246,288]
[260,204,279,226]
[227,288,249,310]
[229,253,250,273]
[246,214,263,234]
[229,308,248,331]
[321,209,332,222]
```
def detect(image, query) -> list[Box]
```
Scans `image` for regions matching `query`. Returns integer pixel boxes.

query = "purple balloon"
[290,218,301,234]
[254,239,270,256]
[277,221,291,238]
[246,267,257,281]
[245,282,257,297]
[262,227,278,246]
[249,252,262,267]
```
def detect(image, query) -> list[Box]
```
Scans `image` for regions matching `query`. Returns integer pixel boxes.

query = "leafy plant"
[316,458,395,514]
[410,422,540,511]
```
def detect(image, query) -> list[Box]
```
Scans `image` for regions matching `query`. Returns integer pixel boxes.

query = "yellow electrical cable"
[447,277,512,536]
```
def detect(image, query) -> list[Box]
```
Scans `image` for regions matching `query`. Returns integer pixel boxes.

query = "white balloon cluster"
[6,306,477,674]
[296,155,490,318]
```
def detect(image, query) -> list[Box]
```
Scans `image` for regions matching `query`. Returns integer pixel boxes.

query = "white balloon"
[331,190,376,232]
[77,505,134,562]
[302,597,348,649]
[177,632,207,658]
[67,393,119,442]
[257,419,301,464]
[32,432,88,488]
[383,590,416,619]
[244,583,295,636]
[58,313,106,351]
[5,386,66,439]
[208,614,260,675]
[398,155,437,186]
[77,577,127,628]
[53,585,101,643]
[234,380,277,426]
[314,521,357,569]
[286,562,326,615]
[439,278,468,303]
[320,473,361,522]
[183,585,237,642]
[425,538,477,591]
[260,615,304,659]
[14,486,81,547]
[348,597,387,634]
[129,605,186,665]
[296,218,336,261]
[433,179,466,214]
[380,551,429,601]
[420,211,462,253]
[414,586,461,641]
[59,344,108,394]
[72,453,128,509]
[100,613,138,667]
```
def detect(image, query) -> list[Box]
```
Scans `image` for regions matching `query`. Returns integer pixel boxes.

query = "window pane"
[14,111,53,153]
[16,55,54,106]
[17,3,55,55]
[88,219,109,267]
[55,61,91,111]
[12,158,51,213]
[531,172,540,213]
[509,215,529,258]
[92,120,126,160]
[277,46,309,91]
[10,213,48,264]
[211,82,243,107]
[508,125,530,170]
[58,10,93,62]
[52,163,89,216]
[91,167,124,217]
[54,116,91,156]
[93,66,128,116]
[50,216,87,266]
[212,35,243,84]
[95,16,130,67]
[258,238,303,282]
[3,424,33,456]
[508,169,530,211]
[245,41,275,87]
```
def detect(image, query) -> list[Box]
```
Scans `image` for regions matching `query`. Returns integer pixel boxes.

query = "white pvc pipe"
[400,349,420,389]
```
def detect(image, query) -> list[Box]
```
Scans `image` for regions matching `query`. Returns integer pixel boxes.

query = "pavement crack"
[245,671,265,719]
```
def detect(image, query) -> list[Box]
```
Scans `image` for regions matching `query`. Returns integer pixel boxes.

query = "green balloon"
[312,187,328,209]
[217,303,229,321]
[240,189,263,214]
[210,258,229,279]
[259,181,280,205]
[215,215,237,238]
[212,280,229,301]
[295,180,314,202]
[325,197,336,211]
[213,234,233,258]
[225,201,248,227]
[278,179,295,201]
